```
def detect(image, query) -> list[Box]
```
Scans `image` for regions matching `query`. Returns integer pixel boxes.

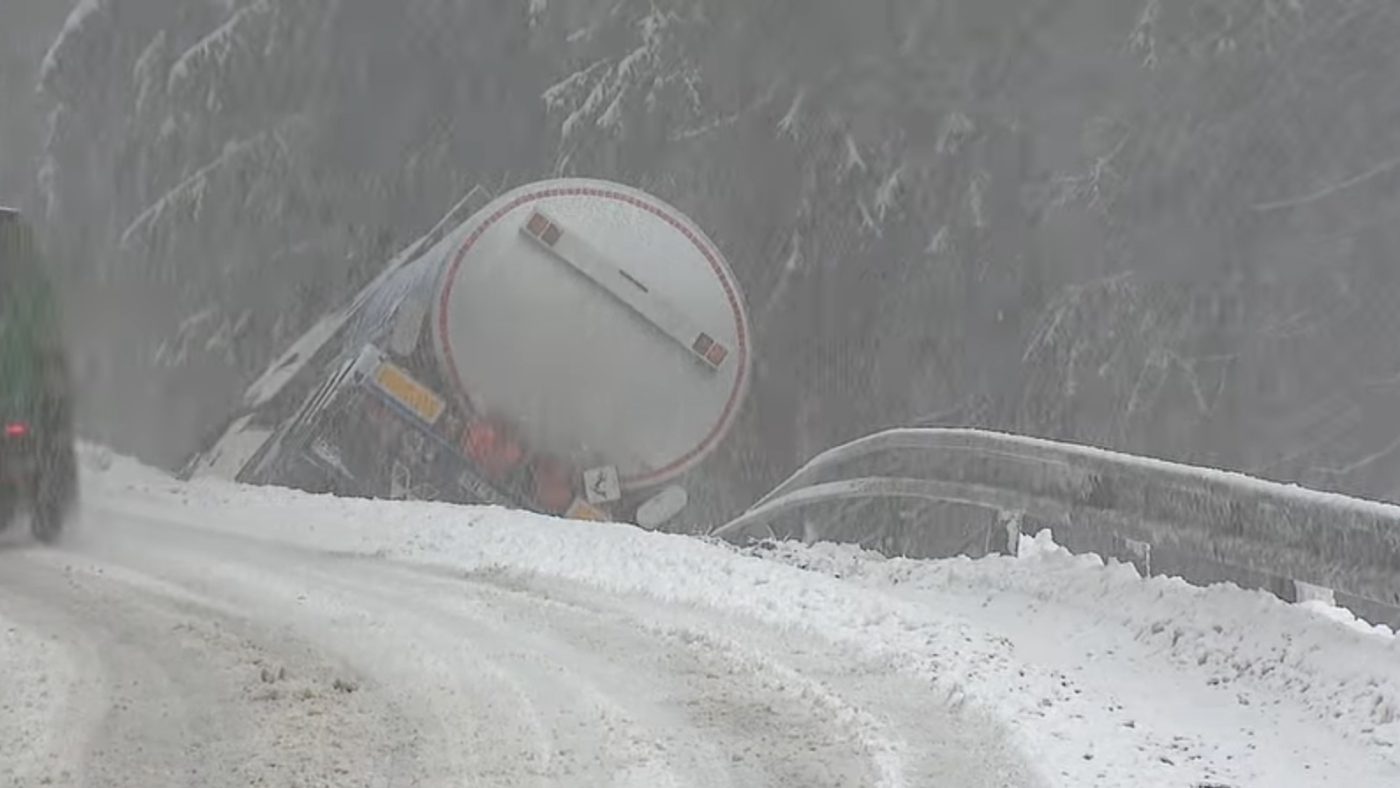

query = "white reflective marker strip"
[520,208,729,371]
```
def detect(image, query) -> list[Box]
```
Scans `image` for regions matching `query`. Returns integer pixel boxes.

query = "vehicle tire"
[31,443,76,545]
[31,494,63,543]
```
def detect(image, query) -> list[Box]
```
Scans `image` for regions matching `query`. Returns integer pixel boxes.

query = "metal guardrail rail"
[712,428,1400,629]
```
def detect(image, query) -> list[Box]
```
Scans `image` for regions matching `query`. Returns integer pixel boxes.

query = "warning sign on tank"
[372,361,445,426]
[583,465,622,505]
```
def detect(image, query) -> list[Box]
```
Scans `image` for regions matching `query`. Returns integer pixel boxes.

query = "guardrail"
[711,428,1400,629]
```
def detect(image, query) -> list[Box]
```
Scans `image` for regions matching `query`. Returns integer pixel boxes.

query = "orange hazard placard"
[373,362,445,425]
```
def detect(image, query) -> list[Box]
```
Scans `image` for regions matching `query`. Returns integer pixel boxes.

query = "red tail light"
[463,419,524,479]
[4,422,29,438]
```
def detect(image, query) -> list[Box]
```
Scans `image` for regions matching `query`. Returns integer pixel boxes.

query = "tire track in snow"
[18,503,1040,787]
[97,519,872,787]
[442,567,910,788]
[0,545,424,788]
[0,578,91,788]
[58,525,557,787]
[343,561,889,787]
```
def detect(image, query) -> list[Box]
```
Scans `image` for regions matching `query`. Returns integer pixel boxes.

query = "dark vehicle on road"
[0,207,77,542]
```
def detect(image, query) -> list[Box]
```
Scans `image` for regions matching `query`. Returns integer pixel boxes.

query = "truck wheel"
[31,445,76,545]
[31,493,64,543]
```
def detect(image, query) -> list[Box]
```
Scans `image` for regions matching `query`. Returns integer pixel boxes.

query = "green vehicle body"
[0,209,67,419]
[0,206,77,541]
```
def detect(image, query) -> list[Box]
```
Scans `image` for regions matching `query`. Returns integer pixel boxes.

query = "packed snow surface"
[2,448,1398,786]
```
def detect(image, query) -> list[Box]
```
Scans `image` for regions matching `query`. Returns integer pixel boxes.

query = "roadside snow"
[0,611,67,785]
[749,532,1400,780]
[0,579,92,787]
[78,448,1400,787]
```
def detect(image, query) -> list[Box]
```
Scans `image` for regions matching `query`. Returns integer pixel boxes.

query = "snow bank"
[749,532,1400,765]
[0,608,78,786]
[80,449,1400,786]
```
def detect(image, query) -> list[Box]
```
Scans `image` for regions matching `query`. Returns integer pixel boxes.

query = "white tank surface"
[431,178,752,491]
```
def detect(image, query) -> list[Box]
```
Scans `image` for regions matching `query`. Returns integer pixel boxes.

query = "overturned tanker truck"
[183,179,752,530]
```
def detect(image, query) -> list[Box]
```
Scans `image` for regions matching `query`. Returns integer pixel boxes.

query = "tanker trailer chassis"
[258,343,616,522]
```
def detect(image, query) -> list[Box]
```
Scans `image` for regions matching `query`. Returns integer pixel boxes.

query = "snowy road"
[4,451,1400,787]
[1,482,1035,787]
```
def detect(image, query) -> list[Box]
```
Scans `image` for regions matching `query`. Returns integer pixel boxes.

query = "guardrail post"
[1290,579,1335,606]
[1122,537,1152,578]
[989,511,1022,557]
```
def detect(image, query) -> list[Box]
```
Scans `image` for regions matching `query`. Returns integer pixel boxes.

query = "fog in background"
[0,0,71,210]
[4,0,1400,511]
